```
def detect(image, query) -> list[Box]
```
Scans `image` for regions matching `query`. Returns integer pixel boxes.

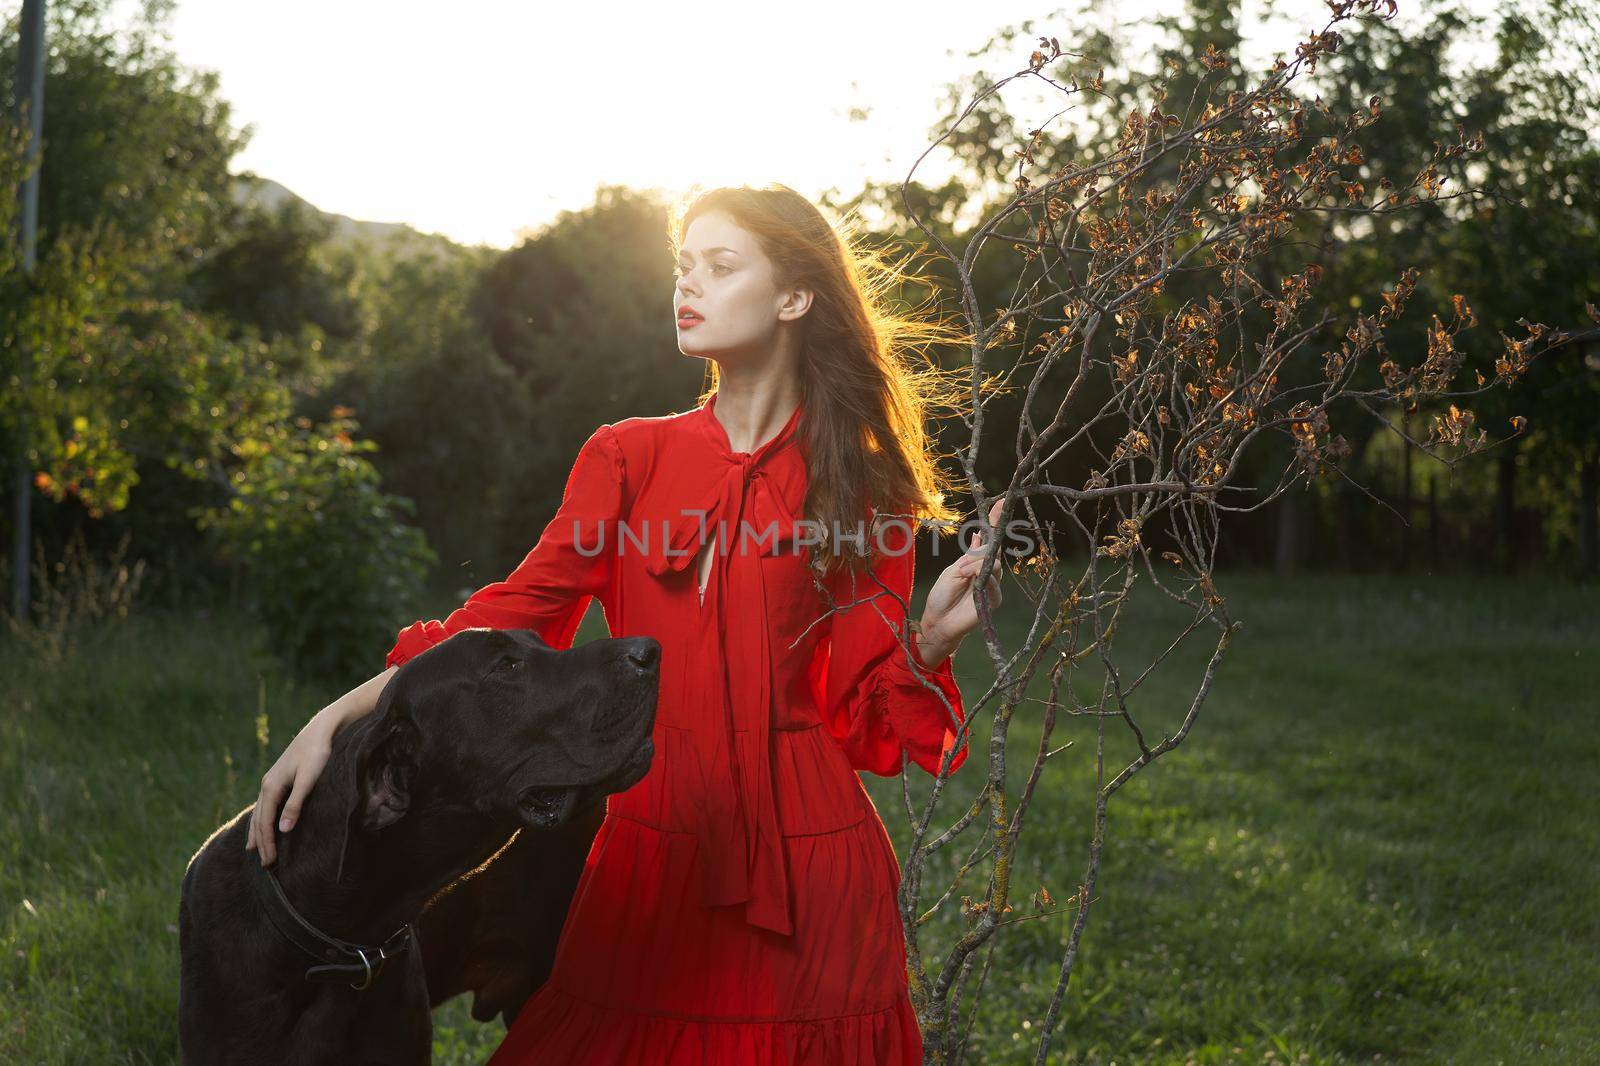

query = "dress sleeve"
[384,424,626,668]
[811,517,970,778]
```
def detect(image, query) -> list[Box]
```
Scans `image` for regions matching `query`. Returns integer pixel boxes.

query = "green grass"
[861,572,1599,1065]
[1,574,1595,1063]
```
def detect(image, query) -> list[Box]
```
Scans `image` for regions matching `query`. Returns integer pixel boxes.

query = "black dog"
[178,628,658,1065]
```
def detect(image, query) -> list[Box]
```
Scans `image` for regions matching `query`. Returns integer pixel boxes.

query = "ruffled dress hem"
[485,983,924,1065]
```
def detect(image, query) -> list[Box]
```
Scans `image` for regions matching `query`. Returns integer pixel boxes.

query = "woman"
[248,183,1004,1063]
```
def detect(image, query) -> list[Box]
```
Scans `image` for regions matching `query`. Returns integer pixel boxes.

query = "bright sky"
[148,0,1503,249]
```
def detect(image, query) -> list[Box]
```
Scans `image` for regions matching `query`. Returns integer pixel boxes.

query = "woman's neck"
[710,377,803,454]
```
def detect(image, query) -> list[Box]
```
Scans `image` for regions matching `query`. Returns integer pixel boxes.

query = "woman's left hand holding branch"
[915,497,1007,668]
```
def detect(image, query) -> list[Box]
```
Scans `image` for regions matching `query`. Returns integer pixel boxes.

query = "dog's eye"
[493,655,523,672]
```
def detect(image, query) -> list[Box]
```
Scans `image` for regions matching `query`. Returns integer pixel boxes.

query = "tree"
[333,234,528,582]
[1,1,437,674]
[1,0,246,605]
[838,1,1598,579]
[0,0,244,285]
[471,185,702,567]
[856,4,1571,1060]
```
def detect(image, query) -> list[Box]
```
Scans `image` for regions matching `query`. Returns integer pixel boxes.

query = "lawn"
[2,573,1594,1063]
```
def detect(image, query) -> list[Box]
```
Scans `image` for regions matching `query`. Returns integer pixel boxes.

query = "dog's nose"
[624,639,660,670]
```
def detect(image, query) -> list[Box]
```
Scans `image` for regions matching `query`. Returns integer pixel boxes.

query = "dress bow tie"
[642,450,803,936]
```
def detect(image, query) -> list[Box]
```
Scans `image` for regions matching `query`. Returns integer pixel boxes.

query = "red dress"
[385,391,969,1064]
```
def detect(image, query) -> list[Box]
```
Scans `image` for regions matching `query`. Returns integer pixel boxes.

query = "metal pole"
[9,0,45,621]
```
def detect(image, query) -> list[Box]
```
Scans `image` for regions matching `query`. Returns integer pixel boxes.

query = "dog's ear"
[334,681,421,884]
[356,717,419,830]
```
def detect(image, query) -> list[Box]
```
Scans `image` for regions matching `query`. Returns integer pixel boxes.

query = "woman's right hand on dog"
[247,713,338,866]
[246,666,396,865]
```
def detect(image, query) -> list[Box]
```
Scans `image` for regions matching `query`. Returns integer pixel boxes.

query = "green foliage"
[474,184,701,432]
[0,0,245,286]
[1,2,435,675]
[185,185,368,387]
[193,409,434,683]
[0,0,263,519]
[340,185,697,581]
[843,0,1600,569]
[331,234,523,578]
[0,143,145,516]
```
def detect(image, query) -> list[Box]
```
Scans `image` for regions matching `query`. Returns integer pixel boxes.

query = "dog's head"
[334,630,659,882]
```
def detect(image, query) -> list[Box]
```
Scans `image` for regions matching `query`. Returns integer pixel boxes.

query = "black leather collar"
[246,855,415,990]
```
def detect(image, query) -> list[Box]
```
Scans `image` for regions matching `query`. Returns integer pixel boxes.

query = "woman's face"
[673,210,808,360]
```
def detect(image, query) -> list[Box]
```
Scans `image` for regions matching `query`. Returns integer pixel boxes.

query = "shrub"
[194,409,434,683]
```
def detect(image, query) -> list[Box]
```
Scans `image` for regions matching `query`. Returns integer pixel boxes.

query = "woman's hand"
[244,667,393,865]
[918,497,1007,664]
[246,712,337,867]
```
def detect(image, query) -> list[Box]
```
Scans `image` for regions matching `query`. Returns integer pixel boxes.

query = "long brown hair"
[667,183,968,578]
